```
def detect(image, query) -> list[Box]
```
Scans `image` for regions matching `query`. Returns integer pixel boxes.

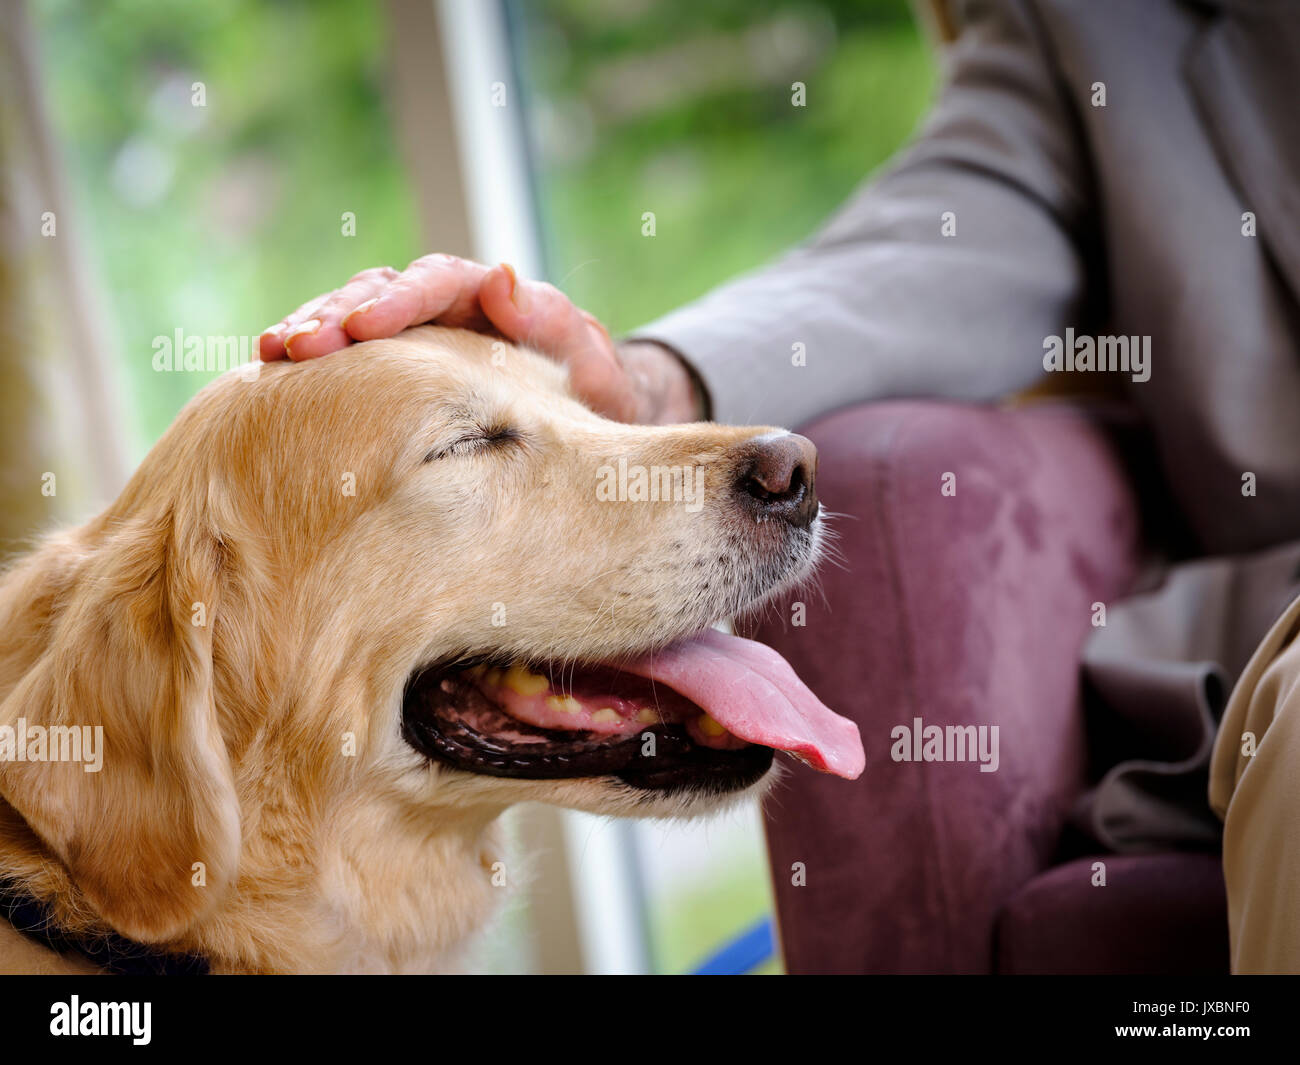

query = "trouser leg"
[1210,595,1300,974]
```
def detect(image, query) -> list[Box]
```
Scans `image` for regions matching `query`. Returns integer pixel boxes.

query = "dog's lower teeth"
[442,657,756,757]
[698,714,726,738]
[503,662,550,696]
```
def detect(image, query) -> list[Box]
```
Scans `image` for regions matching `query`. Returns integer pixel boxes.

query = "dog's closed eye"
[424,427,520,463]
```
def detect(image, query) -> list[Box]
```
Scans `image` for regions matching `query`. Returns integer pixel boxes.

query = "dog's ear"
[0,507,240,943]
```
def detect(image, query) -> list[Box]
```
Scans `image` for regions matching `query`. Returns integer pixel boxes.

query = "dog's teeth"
[503,662,550,696]
[484,668,504,687]
[697,714,726,738]
[591,708,620,724]
[636,709,659,723]
[465,664,486,679]
[546,695,583,714]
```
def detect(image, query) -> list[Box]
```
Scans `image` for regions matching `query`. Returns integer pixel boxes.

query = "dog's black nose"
[737,433,819,528]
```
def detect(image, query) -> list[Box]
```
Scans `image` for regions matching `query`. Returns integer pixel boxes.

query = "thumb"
[479,265,634,420]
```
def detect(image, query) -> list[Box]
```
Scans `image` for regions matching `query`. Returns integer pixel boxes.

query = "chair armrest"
[749,400,1141,973]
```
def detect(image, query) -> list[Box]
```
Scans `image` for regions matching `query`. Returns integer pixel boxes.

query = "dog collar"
[0,877,209,976]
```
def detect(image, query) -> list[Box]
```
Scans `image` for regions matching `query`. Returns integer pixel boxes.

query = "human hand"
[258,254,701,423]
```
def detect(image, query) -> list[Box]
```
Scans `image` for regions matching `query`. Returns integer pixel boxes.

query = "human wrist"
[619,340,708,424]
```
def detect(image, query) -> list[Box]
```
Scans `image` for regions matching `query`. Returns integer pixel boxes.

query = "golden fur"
[0,326,815,973]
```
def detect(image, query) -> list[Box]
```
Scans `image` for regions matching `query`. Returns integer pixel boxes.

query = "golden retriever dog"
[0,325,862,974]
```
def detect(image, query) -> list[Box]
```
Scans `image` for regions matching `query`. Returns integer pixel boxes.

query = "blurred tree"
[512,0,936,333]
[34,0,422,449]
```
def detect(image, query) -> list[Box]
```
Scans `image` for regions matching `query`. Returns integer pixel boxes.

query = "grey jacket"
[637,0,1300,850]
[640,0,1300,558]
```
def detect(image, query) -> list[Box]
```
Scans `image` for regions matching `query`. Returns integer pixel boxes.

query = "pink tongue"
[624,629,864,780]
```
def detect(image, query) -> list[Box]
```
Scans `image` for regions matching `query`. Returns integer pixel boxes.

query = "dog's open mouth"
[402,628,864,792]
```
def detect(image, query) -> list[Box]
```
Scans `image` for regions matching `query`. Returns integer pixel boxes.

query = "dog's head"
[0,326,861,968]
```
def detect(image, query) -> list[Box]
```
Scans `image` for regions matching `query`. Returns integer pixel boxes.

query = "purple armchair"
[750,401,1229,974]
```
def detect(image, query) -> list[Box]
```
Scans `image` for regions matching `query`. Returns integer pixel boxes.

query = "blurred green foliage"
[36,0,932,449]
[35,0,422,452]
[515,0,935,332]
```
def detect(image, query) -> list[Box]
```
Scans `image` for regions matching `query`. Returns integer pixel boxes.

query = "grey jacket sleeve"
[630,0,1094,428]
